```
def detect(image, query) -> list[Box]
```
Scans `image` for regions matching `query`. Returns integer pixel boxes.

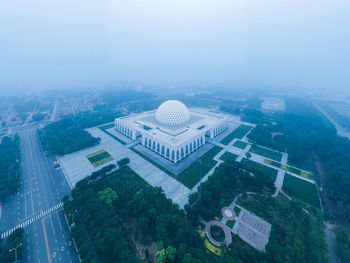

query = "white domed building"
[114,100,228,164]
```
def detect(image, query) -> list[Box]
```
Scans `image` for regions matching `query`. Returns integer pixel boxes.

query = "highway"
[0,126,80,263]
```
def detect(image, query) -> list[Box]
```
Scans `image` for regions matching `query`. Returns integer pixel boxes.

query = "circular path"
[205,220,232,246]
[221,206,236,220]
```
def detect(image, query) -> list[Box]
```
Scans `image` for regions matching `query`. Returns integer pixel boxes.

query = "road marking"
[30,191,35,215]
[56,212,63,231]
[24,192,27,218]
[49,215,55,235]
[42,218,53,263]
[0,203,63,239]
[0,202,2,221]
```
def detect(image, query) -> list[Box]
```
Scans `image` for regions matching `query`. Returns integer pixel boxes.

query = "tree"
[245,152,252,159]
[97,188,118,208]
[156,249,166,263]
[117,158,130,169]
[165,246,176,261]
[183,253,193,263]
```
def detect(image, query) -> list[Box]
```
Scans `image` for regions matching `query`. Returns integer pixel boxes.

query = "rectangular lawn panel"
[86,150,114,167]
[220,125,252,145]
[264,159,312,179]
[99,126,126,145]
[250,145,282,162]
[177,146,222,189]
[283,173,320,208]
[131,145,222,189]
[220,152,238,162]
[240,158,278,182]
[233,140,248,149]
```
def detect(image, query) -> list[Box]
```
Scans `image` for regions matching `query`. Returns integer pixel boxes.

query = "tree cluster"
[186,161,274,222]
[63,166,227,263]
[0,228,24,263]
[244,98,350,222]
[0,135,20,201]
[38,109,118,155]
[335,227,350,263]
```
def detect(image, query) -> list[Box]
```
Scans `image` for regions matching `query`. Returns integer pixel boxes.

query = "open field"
[283,173,320,207]
[233,140,248,149]
[240,158,278,182]
[86,149,114,167]
[220,125,252,145]
[220,152,238,162]
[250,145,282,162]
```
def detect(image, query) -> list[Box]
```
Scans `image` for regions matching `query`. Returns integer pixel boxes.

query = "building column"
[210,129,214,138]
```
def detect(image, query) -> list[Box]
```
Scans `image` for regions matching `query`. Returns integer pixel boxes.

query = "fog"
[0,0,349,93]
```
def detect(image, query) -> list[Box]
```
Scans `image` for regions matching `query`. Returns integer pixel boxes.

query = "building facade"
[114,100,228,164]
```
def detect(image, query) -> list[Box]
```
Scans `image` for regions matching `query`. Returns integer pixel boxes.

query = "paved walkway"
[204,220,232,247]
[281,153,288,165]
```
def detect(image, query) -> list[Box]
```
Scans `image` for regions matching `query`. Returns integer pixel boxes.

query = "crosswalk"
[1,202,63,239]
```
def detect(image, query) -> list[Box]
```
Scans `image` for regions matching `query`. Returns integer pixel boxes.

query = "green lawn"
[131,146,222,189]
[177,146,222,188]
[99,125,126,145]
[220,125,252,145]
[250,145,282,162]
[219,152,238,162]
[240,158,278,182]
[226,220,235,229]
[86,150,114,167]
[264,159,312,179]
[283,173,320,208]
[233,140,248,149]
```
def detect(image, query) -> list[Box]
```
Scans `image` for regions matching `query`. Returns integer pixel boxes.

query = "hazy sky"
[0,0,349,93]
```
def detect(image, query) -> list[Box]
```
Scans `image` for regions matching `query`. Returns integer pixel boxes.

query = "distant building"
[261,98,285,112]
[114,100,228,164]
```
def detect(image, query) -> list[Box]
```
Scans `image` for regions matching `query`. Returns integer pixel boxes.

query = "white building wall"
[115,117,227,164]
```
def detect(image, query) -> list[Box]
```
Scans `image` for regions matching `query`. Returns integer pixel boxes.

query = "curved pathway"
[204,220,232,247]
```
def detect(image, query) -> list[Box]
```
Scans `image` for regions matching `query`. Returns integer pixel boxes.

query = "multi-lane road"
[0,125,79,263]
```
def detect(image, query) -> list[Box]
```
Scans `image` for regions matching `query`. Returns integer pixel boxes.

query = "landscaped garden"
[210,225,225,243]
[86,150,114,167]
[177,146,222,188]
[250,145,282,162]
[131,145,222,189]
[264,159,312,179]
[240,158,278,182]
[220,125,252,145]
[219,151,238,162]
[236,194,328,262]
[233,140,248,149]
[197,230,224,256]
[282,173,320,207]
[226,220,235,229]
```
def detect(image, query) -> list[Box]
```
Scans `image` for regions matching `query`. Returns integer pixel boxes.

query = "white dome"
[155,100,190,125]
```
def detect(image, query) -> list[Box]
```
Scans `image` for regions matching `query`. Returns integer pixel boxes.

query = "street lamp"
[9,242,22,263]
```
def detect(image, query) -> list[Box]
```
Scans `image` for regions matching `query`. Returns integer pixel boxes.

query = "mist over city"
[0,1,350,263]
[1,0,350,94]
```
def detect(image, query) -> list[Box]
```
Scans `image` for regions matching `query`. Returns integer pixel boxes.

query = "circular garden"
[210,225,226,243]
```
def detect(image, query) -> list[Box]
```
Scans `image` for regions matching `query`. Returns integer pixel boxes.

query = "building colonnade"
[115,121,136,140]
[114,119,228,164]
[141,133,206,164]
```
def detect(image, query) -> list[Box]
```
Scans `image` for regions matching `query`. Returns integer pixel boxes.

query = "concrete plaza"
[58,127,191,208]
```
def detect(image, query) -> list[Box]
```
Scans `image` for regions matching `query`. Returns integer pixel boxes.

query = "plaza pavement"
[59,127,191,208]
